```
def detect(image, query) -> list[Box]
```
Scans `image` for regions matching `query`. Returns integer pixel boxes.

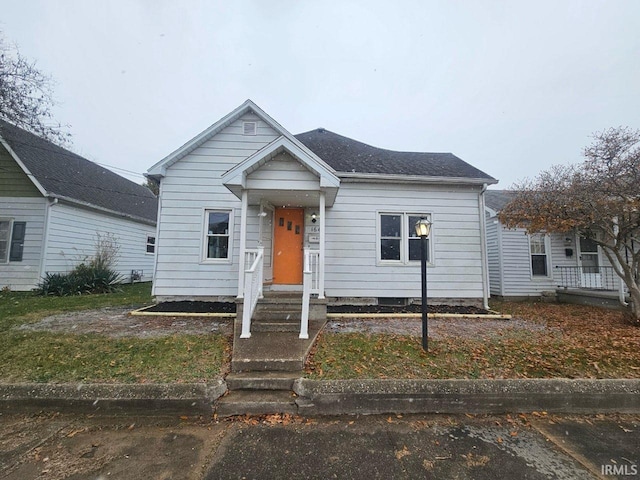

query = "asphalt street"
[1,412,638,479]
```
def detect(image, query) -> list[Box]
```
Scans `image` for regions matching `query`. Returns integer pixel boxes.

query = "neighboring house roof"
[484,189,515,213]
[0,120,157,224]
[295,128,497,182]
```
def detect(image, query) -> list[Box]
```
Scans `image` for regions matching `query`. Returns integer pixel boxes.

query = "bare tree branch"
[0,33,70,145]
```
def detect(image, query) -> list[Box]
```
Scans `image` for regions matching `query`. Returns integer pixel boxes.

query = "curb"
[1,379,638,416]
[0,381,227,416]
[293,379,640,416]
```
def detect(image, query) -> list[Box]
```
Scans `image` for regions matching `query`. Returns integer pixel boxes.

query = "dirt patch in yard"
[17,307,233,338]
[16,306,532,341]
[325,316,550,339]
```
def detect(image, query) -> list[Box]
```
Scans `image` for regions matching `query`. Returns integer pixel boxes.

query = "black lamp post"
[415,217,432,351]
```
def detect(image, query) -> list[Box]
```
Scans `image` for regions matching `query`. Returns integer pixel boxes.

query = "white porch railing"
[300,248,320,339]
[240,247,264,339]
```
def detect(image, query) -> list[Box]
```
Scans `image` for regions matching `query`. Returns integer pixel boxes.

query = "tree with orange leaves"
[500,127,640,323]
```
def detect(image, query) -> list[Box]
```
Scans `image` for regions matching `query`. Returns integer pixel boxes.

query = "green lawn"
[0,283,231,383]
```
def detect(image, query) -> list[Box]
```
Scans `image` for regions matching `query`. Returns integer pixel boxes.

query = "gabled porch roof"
[221,135,340,207]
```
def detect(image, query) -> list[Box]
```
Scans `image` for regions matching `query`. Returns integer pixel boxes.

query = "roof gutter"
[338,172,498,186]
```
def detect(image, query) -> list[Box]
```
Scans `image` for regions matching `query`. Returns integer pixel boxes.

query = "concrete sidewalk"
[1,412,638,479]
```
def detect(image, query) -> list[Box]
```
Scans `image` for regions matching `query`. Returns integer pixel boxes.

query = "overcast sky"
[2,0,639,188]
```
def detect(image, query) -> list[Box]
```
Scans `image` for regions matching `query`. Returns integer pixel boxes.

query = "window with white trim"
[379,213,431,264]
[0,219,10,263]
[529,233,549,276]
[204,210,232,260]
[146,235,156,254]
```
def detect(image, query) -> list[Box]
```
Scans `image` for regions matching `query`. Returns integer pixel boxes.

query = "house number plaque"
[308,226,320,233]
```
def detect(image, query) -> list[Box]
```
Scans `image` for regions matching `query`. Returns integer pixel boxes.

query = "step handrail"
[240,247,264,338]
[300,248,320,339]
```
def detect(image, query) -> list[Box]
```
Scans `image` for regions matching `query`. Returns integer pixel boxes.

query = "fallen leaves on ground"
[306,302,640,379]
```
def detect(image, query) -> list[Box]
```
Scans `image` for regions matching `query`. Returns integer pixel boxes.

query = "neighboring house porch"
[484,190,630,310]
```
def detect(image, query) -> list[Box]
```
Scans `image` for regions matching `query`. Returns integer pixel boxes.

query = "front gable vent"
[243,121,257,136]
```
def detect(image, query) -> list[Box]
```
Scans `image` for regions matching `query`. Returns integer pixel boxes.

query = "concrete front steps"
[218,292,326,417]
[216,372,300,417]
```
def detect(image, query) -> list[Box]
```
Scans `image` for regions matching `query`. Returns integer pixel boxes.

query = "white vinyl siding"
[324,183,485,300]
[0,197,47,291]
[485,217,503,296]
[245,153,319,191]
[45,202,156,282]
[153,112,278,298]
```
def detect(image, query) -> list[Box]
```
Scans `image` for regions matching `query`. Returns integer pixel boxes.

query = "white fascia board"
[0,136,48,196]
[146,102,253,177]
[338,172,498,186]
[222,136,340,188]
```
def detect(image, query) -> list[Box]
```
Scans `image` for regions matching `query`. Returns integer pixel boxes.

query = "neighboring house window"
[379,213,431,264]
[530,233,549,276]
[146,235,156,254]
[204,210,232,260]
[9,222,26,262]
[0,220,10,263]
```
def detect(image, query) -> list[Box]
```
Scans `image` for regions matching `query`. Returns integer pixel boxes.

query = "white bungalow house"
[484,189,628,307]
[0,120,158,291]
[147,100,497,331]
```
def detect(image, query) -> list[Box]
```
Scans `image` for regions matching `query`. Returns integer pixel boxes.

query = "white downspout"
[479,184,490,310]
[39,197,57,281]
[151,181,162,297]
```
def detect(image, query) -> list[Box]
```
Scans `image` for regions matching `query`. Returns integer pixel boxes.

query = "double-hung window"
[0,220,25,263]
[379,213,431,264]
[204,210,232,261]
[146,236,156,254]
[529,233,549,276]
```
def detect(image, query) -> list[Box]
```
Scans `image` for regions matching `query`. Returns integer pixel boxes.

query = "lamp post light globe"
[415,218,432,238]
[415,217,432,352]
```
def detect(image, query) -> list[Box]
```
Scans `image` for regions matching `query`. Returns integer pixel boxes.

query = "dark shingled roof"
[295,128,495,181]
[0,120,157,224]
[484,189,515,212]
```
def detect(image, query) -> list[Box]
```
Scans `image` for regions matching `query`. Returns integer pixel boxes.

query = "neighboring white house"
[0,120,158,291]
[484,190,625,301]
[147,100,497,308]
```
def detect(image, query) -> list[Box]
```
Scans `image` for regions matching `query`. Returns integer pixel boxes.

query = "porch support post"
[237,189,248,299]
[319,190,326,299]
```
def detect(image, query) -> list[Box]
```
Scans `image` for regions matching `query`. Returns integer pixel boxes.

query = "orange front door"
[273,208,304,285]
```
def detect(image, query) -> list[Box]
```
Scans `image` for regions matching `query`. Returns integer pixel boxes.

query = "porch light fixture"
[415,217,432,351]
[311,212,317,223]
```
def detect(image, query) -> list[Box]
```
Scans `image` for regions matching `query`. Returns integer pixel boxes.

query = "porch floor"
[230,316,326,372]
